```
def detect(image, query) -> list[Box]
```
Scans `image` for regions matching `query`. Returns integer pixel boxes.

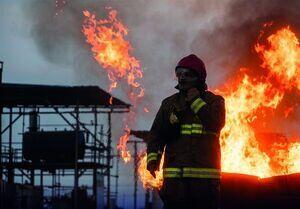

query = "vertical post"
[0,61,3,179]
[40,170,44,197]
[115,153,119,206]
[74,106,79,209]
[52,171,55,197]
[8,108,13,184]
[145,189,150,209]
[93,107,97,205]
[0,61,3,82]
[100,125,103,164]
[133,141,138,209]
[107,112,111,209]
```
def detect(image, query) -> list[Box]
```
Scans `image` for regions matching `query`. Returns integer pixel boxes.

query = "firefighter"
[147,54,225,209]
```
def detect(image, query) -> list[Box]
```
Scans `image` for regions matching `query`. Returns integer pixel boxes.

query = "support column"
[74,106,79,209]
[0,61,3,180]
[133,141,138,209]
[93,107,97,198]
[8,108,14,184]
[106,112,111,209]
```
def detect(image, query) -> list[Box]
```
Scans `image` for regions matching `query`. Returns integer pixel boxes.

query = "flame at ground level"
[138,26,300,189]
[220,26,300,178]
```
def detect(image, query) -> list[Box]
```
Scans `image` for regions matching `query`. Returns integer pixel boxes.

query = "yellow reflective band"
[164,173,181,178]
[191,98,206,113]
[147,153,158,158]
[163,167,220,179]
[192,124,202,128]
[147,157,157,164]
[191,130,202,134]
[163,168,181,178]
[164,168,180,172]
[181,130,192,134]
[183,174,220,179]
[181,124,192,129]
[183,167,221,173]
[180,124,217,136]
[147,153,158,164]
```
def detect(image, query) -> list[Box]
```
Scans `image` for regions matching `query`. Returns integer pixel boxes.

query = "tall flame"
[220,26,300,178]
[82,8,145,163]
[82,9,143,94]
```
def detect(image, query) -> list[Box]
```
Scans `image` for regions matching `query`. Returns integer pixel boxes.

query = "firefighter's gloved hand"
[147,161,157,178]
[186,87,201,103]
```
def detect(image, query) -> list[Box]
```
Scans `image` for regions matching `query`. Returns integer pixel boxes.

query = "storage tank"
[23,131,85,162]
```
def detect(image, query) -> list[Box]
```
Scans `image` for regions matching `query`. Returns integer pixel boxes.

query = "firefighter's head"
[175,54,207,91]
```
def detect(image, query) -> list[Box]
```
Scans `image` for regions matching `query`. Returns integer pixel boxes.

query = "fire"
[82,8,145,163]
[83,7,300,189]
[255,27,300,90]
[82,9,143,94]
[219,26,300,178]
[138,150,165,190]
[117,127,131,163]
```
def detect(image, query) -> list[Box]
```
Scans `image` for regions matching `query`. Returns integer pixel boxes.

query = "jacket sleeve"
[147,102,168,167]
[189,95,225,133]
[130,130,151,143]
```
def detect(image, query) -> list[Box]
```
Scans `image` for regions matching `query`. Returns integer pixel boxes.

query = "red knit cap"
[176,54,206,81]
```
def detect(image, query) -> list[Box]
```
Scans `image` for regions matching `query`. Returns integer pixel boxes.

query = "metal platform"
[0,82,130,209]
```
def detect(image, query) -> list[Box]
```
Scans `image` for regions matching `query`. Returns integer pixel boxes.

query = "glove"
[147,161,158,178]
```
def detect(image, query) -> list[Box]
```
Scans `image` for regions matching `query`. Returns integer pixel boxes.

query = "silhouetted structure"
[0,82,130,209]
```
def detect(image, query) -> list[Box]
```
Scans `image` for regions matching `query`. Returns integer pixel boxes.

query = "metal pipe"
[74,106,79,209]
[107,112,112,209]
[115,153,120,206]
[93,107,97,199]
[8,108,13,183]
[133,141,138,209]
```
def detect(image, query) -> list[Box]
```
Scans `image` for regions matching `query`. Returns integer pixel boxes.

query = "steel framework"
[0,82,130,209]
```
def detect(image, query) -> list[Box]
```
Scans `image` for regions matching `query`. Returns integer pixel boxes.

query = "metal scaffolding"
[0,81,130,209]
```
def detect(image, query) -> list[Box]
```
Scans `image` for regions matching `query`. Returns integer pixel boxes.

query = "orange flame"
[138,149,165,190]
[255,27,300,90]
[219,26,300,178]
[82,9,143,94]
[82,8,145,163]
[84,9,300,188]
[117,127,131,163]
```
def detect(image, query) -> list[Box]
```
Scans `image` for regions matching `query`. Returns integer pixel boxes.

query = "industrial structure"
[1,61,300,209]
[0,61,130,209]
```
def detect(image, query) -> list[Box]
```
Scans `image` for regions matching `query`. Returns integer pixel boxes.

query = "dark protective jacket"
[147,90,225,179]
